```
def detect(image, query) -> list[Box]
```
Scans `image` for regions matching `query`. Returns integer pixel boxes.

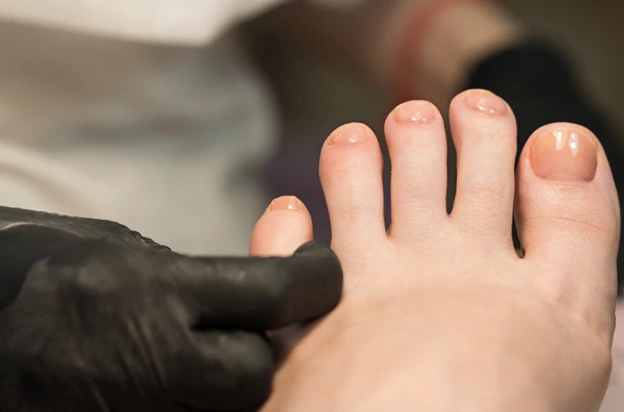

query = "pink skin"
[251,91,620,412]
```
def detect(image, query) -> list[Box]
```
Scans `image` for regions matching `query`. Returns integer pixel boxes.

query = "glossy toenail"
[327,124,369,145]
[462,90,507,115]
[269,196,303,211]
[393,100,436,123]
[531,128,597,182]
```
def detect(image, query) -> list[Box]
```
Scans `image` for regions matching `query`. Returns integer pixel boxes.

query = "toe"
[319,123,386,251]
[249,196,313,257]
[385,100,449,240]
[515,123,620,322]
[450,89,517,246]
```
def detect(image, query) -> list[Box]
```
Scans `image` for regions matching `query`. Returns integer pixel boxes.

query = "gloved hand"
[0,207,342,411]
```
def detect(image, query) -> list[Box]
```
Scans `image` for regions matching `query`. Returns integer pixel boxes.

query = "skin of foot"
[250,89,620,412]
[601,301,624,411]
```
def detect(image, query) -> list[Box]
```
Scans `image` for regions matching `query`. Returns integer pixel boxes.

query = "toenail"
[462,90,507,115]
[268,196,303,211]
[531,127,597,182]
[393,100,436,124]
[327,124,369,145]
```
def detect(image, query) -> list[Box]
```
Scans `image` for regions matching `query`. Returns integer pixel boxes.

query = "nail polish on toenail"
[393,101,436,124]
[462,90,507,115]
[269,196,302,212]
[531,128,597,182]
[327,125,369,145]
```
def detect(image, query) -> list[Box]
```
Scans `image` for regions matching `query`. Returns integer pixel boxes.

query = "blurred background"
[0,1,621,408]
[0,0,622,255]
[1,0,621,251]
[249,0,624,244]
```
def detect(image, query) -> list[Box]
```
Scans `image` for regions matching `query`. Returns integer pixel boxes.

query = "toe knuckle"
[464,175,510,204]
[528,211,613,239]
[336,206,376,227]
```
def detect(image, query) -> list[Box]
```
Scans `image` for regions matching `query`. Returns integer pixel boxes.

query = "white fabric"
[0,24,278,255]
[0,0,364,45]
[0,0,362,255]
[0,0,290,45]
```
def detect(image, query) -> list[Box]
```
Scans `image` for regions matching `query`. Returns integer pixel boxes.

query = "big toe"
[515,123,620,332]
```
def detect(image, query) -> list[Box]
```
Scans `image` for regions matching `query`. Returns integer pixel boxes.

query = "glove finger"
[174,241,343,331]
[165,330,273,411]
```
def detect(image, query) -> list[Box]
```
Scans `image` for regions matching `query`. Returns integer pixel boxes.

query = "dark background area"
[251,0,624,244]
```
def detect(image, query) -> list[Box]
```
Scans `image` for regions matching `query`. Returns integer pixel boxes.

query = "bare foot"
[601,301,624,412]
[251,90,620,411]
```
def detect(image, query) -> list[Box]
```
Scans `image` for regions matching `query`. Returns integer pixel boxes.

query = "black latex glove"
[0,207,342,411]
